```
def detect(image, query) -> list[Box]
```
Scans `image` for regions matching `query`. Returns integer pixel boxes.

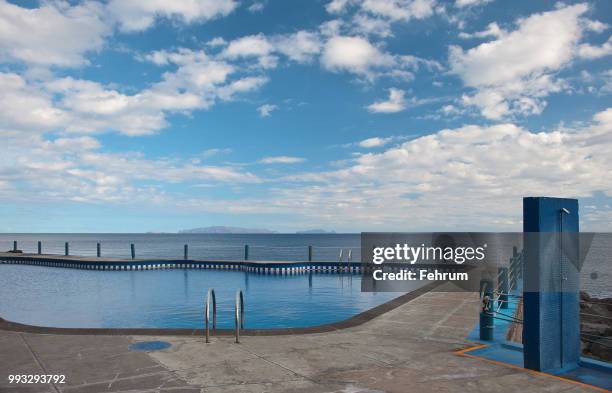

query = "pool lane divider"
[0,253,365,275]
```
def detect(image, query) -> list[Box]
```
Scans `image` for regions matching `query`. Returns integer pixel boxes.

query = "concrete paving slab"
[1,291,602,393]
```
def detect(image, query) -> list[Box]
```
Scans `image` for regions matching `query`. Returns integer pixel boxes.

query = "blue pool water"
[0,265,411,329]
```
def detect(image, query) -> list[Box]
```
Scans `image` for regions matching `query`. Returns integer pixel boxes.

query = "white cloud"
[0,0,243,69]
[224,34,274,58]
[0,45,269,137]
[0,133,259,205]
[458,22,505,39]
[259,156,305,164]
[222,33,277,68]
[321,35,394,76]
[274,31,322,63]
[143,49,234,89]
[578,36,612,59]
[455,0,492,8]
[358,136,394,147]
[351,14,394,37]
[257,104,278,117]
[200,148,233,159]
[367,88,406,113]
[248,1,266,13]
[254,108,612,230]
[319,34,439,80]
[326,0,437,21]
[325,0,438,38]
[42,46,237,136]
[360,0,436,21]
[206,37,227,47]
[0,0,109,67]
[0,73,67,134]
[218,29,435,82]
[217,76,269,100]
[107,0,238,32]
[222,31,322,67]
[439,104,464,117]
[449,3,605,119]
[326,0,351,13]
[45,77,173,136]
[450,4,587,87]
[593,107,612,124]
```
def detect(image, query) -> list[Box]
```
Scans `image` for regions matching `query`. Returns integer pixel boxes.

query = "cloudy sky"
[1,0,611,233]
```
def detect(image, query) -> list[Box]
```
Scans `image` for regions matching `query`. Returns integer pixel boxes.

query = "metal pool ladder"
[339,249,353,272]
[347,249,352,272]
[205,288,216,343]
[235,290,245,343]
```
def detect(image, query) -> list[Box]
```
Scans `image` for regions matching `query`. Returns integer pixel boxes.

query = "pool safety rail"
[4,241,355,262]
[339,248,352,271]
[0,253,365,275]
[203,288,246,344]
[235,290,245,343]
[205,289,216,343]
[479,247,523,341]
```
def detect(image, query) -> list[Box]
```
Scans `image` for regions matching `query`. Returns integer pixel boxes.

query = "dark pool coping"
[0,282,439,336]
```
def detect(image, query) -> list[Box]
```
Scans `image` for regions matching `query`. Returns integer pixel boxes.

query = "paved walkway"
[0,292,597,393]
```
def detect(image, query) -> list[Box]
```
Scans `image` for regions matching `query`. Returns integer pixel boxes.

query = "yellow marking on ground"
[455,342,611,393]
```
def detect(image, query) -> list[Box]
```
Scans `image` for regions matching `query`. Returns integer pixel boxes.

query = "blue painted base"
[465,285,612,391]
[466,343,612,391]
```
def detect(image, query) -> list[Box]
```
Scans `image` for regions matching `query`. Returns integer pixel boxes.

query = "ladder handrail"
[205,288,216,343]
[235,289,245,343]
[347,249,352,271]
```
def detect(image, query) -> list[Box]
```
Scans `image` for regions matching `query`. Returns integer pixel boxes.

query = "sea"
[0,233,609,298]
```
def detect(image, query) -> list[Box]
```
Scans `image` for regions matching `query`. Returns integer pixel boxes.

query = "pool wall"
[0,253,363,274]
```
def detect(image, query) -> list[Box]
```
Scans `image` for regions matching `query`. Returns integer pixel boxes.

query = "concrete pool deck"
[0,291,603,393]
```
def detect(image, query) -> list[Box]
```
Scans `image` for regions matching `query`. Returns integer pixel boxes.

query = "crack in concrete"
[19,333,62,393]
[238,343,321,385]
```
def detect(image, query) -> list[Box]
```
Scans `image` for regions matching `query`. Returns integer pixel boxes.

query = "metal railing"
[235,290,245,344]
[2,240,358,263]
[205,288,216,343]
[479,249,524,341]
[335,248,353,272]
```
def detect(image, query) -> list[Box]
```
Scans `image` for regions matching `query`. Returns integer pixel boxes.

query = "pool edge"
[0,282,439,336]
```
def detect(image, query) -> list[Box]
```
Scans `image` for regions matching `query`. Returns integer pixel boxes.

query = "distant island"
[178,227,337,234]
[178,226,276,234]
[295,229,336,234]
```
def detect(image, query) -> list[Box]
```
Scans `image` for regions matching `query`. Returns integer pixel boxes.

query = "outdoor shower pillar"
[523,197,580,372]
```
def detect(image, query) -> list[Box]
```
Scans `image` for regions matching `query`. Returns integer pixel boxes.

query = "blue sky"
[0,0,611,233]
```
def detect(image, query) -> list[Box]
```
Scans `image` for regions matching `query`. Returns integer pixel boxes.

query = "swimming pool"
[0,265,415,329]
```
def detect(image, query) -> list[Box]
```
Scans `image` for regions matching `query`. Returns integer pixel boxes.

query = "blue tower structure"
[523,197,580,372]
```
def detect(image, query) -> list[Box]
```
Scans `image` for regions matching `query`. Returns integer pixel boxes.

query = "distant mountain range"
[295,229,336,234]
[178,226,276,234]
[178,226,336,234]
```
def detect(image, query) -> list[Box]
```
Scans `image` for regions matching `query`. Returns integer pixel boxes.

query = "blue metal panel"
[523,197,580,372]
